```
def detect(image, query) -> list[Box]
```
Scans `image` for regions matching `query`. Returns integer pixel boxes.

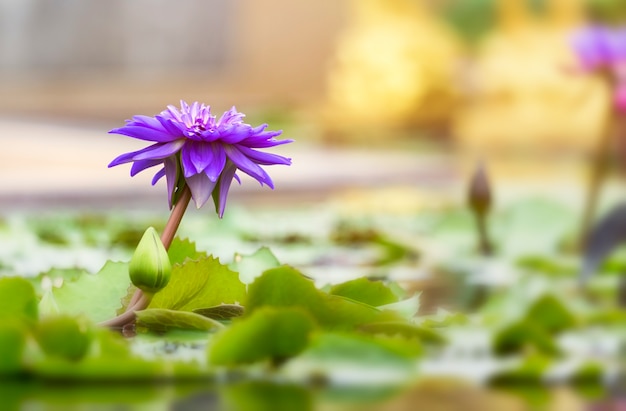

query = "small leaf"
[359,321,446,345]
[525,294,577,335]
[379,294,420,320]
[0,277,38,324]
[329,278,399,307]
[30,267,84,295]
[193,304,245,321]
[0,321,27,375]
[136,308,224,332]
[246,266,385,330]
[35,315,93,362]
[208,306,315,366]
[52,261,131,323]
[489,354,551,385]
[493,321,562,357]
[569,362,604,385]
[149,256,246,312]
[229,247,280,284]
[168,237,207,266]
[586,307,626,325]
[116,284,139,316]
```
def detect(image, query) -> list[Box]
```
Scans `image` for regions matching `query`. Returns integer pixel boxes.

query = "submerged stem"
[98,186,192,329]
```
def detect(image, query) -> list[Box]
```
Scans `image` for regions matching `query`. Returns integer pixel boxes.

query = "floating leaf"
[246,266,385,330]
[193,304,245,321]
[0,277,38,324]
[229,247,280,284]
[525,294,577,335]
[30,267,85,295]
[149,256,246,312]
[0,321,27,375]
[168,237,207,266]
[379,294,420,320]
[569,362,604,385]
[515,255,577,277]
[136,308,224,332]
[329,278,399,307]
[493,321,562,357]
[34,315,93,361]
[208,306,315,366]
[116,285,139,316]
[358,321,445,345]
[586,307,626,325]
[419,309,468,328]
[489,354,552,385]
[52,261,130,323]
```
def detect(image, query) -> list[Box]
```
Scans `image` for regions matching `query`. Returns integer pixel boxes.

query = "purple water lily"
[109,101,292,217]
[572,26,626,70]
[572,25,626,112]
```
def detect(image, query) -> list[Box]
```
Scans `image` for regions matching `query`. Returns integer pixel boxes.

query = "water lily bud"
[468,162,491,217]
[129,227,171,294]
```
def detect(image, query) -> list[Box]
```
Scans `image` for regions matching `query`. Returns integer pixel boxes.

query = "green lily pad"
[0,321,27,375]
[193,304,245,321]
[229,247,280,284]
[358,321,446,345]
[149,256,246,312]
[493,321,562,357]
[490,355,552,385]
[0,277,39,324]
[208,306,316,366]
[329,277,399,307]
[167,237,207,266]
[52,261,130,323]
[246,266,386,330]
[525,294,578,335]
[34,315,94,362]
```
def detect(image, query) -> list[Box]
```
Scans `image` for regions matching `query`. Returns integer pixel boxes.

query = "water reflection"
[1,378,615,411]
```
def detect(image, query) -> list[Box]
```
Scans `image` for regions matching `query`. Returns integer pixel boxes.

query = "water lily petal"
[235,145,291,165]
[205,144,226,182]
[133,140,185,161]
[109,126,177,142]
[151,167,166,185]
[214,161,238,218]
[164,156,178,208]
[186,172,216,208]
[131,159,162,176]
[223,145,274,188]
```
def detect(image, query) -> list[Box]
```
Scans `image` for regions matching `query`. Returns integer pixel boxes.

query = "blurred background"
[1,0,625,209]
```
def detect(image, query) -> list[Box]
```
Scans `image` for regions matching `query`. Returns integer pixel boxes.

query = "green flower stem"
[475,213,493,257]
[99,186,192,329]
[579,106,615,249]
[160,185,193,250]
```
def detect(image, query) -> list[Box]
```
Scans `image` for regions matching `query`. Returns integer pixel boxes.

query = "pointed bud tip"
[129,227,172,294]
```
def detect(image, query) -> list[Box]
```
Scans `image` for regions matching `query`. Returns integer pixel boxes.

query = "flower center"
[188,118,211,139]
